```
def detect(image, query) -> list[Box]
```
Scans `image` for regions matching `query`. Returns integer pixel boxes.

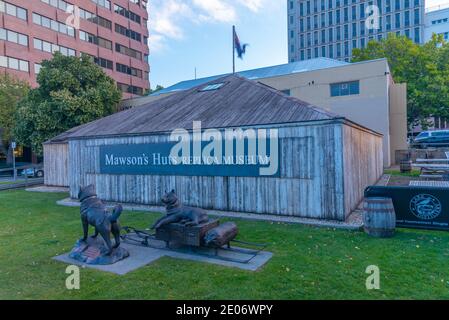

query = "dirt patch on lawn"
[387,175,414,186]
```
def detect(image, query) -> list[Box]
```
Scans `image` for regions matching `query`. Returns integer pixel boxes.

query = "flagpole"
[232,25,235,74]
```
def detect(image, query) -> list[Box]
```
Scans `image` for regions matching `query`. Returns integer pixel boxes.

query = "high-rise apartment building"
[0,0,150,98]
[288,0,425,62]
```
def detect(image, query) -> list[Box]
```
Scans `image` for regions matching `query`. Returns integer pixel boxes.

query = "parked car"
[21,167,44,178]
[414,130,449,148]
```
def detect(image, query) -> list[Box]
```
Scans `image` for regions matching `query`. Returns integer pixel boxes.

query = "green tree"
[15,53,122,155]
[149,84,164,94]
[0,74,29,163]
[352,33,449,130]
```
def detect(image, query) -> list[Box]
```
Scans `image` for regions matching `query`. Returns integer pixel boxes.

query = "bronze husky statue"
[151,190,209,229]
[78,185,123,255]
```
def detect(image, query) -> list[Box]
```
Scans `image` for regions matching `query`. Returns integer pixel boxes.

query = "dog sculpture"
[78,185,123,255]
[151,190,209,230]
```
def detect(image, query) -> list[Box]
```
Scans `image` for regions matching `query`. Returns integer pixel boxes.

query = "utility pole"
[232,25,236,74]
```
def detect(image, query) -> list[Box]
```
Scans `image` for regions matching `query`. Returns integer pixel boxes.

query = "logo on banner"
[410,194,442,220]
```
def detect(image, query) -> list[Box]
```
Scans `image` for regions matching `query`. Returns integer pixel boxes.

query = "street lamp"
[11,141,16,181]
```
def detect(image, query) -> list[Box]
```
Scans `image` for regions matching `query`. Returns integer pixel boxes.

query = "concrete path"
[53,239,273,274]
[57,197,363,230]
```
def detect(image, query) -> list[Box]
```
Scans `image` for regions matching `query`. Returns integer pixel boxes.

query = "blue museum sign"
[99,141,280,177]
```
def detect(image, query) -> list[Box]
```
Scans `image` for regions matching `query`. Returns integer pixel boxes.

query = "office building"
[424,3,449,41]
[0,0,150,98]
[288,0,425,62]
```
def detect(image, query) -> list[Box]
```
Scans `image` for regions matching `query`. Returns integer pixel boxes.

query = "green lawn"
[1,190,449,300]
[0,179,26,186]
[384,169,421,177]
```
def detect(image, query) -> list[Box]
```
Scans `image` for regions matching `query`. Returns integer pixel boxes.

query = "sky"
[147,0,449,90]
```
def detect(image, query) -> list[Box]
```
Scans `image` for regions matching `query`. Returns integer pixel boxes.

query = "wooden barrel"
[400,160,412,173]
[363,197,396,238]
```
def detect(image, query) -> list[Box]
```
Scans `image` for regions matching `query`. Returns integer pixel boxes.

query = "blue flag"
[233,28,248,59]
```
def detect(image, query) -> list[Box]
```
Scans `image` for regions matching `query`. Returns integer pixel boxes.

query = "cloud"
[148,0,267,53]
[192,0,237,23]
[236,0,265,12]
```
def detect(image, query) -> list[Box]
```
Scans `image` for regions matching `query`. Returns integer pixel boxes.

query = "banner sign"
[364,186,449,231]
[99,141,280,177]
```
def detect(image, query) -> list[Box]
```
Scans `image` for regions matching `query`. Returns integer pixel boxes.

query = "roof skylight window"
[200,83,225,92]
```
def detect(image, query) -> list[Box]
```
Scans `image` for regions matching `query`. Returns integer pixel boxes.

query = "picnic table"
[409,180,449,188]
[412,152,449,179]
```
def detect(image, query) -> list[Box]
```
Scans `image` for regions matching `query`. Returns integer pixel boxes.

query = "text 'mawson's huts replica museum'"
[44,75,383,222]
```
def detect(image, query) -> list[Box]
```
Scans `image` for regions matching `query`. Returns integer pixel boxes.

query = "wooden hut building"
[45,75,383,221]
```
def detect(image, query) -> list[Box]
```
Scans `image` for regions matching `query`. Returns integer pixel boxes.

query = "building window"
[0,55,29,72]
[91,0,111,10]
[117,83,144,96]
[33,38,75,56]
[32,13,75,37]
[0,1,27,21]
[95,57,113,70]
[79,30,112,50]
[414,27,420,43]
[404,10,410,27]
[404,29,410,39]
[41,0,111,29]
[395,0,400,11]
[414,9,420,25]
[0,28,28,46]
[34,63,42,74]
[114,4,141,24]
[330,81,360,97]
[395,13,400,29]
[115,43,142,60]
[385,0,391,13]
[115,23,142,42]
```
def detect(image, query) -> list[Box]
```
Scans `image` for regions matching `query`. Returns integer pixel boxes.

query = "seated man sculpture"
[151,190,209,230]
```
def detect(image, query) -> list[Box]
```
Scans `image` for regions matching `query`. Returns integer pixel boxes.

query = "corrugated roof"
[154,58,349,95]
[53,74,341,141]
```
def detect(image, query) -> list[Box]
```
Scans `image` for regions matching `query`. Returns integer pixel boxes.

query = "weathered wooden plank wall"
[342,123,383,217]
[44,143,69,187]
[66,121,382,221]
